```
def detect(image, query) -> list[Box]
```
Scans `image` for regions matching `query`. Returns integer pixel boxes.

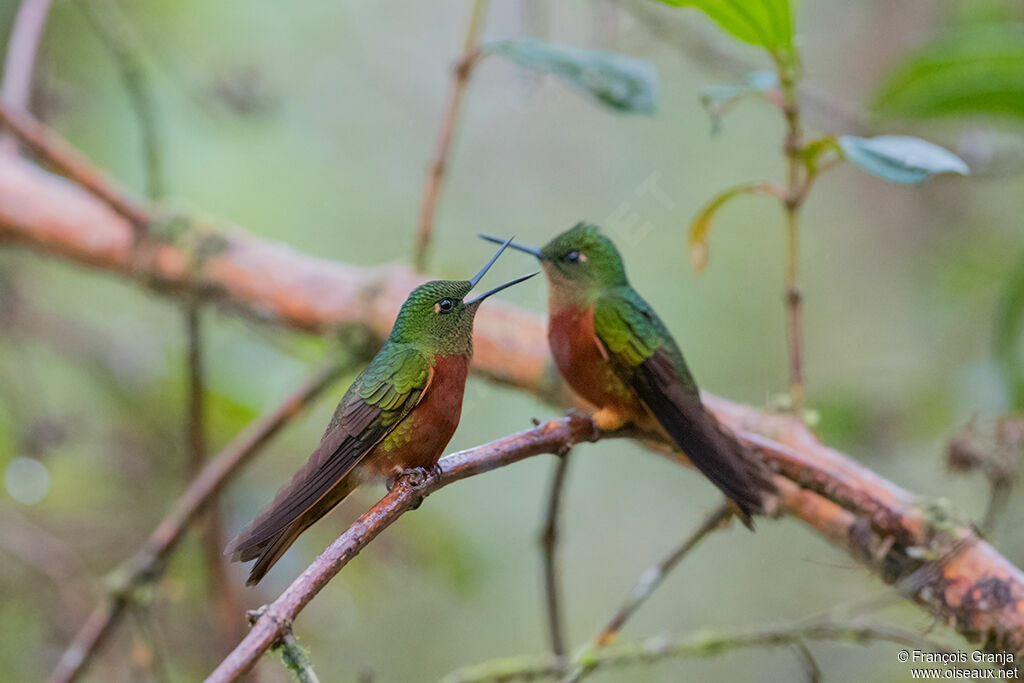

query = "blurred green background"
[1,0,1023,680]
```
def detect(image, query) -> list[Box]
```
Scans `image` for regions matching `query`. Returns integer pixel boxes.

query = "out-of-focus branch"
[412,0,488,271]
[0,0,54,153]
[47,359,349,683]
[560,501,732,682]
[79,0,164,199]
[539,450,571,660]
[0,104,151,227]
[185,303,248,656]
[3,109,1024,670]
[204,415,604,683]
[440,621,956,683]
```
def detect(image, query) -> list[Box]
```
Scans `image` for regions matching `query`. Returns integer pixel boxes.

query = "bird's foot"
[400,466,434,489]
[388,466,439,510]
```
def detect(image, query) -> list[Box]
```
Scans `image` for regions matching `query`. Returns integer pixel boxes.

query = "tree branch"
[441,621,957,683]
[204,414,604,683]
[539,450,571,660]
[0,0,53,153]
[46,358,348,683]
[559,501,732,682]
[2,110,1024,673]
[602,502,732,644]
[412,0,488,271]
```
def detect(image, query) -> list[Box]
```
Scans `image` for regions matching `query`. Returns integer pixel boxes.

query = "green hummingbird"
[227,238,536,585]
[481,224,775,525]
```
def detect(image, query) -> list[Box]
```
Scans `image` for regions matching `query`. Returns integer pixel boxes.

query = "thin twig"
[204,415,604,683]
[0,0,54,153]
[412,0,489,271]
[47,358,349,683]
[777,56,807,416]
[596,502,732,647]
[440,621,957,683]
[185,303,248,655]
[78,0,164,198]
[0,102,151,227]
[539,450,572,660]
[560,502,733,683]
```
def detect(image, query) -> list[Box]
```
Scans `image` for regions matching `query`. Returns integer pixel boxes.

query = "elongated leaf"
[483,38,658,114]
[656,0,794,53]
[689,181,781,272]
[873,24,1024,120]
[839,135,970,184]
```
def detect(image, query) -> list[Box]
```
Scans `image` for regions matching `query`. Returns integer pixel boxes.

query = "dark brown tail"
[638,381,776,526]
[674,407,777,528]
[226,475,358,585]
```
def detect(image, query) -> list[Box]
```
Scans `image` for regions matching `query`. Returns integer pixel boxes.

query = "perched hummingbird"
[227,239,536,585]
[481,224,775,525]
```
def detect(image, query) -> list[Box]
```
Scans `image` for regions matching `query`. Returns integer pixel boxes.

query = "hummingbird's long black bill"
[465,272,539,306]
[479,233,544,259]
[470,235,515,288]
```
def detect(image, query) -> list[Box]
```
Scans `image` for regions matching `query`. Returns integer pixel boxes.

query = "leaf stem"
[777,56,806,417]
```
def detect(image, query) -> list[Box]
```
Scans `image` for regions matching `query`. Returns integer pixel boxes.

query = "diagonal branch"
[204,414,604,683]
[559,501,733,682]
[2,108,1024,671]
[47,358,348,683]
[0,0,54,153]
[599,502,732,645]
[440,621,957,683]
[412,0,489,271]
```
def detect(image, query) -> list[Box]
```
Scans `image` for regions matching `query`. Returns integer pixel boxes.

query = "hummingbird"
[227,238,537,585]
[481,224,775,525]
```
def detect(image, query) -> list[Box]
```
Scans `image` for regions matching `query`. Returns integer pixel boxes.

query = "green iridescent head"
[480,223,628,304]
[388,239,537,354]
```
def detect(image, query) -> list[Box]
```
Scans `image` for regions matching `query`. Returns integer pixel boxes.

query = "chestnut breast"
[365,352,470,478]
[548,304,642,418]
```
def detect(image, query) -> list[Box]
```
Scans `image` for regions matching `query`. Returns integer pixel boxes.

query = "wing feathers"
[227,345,431,584]
[594,292,774,522]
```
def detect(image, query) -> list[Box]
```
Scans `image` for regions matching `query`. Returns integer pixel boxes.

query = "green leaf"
[700,70,778,134]
[801,135,840,175]
[838,135,970,184]
[873,24,1024,120]
[656,0,794,53]
[483,38,658,114]
[689,181,781,272]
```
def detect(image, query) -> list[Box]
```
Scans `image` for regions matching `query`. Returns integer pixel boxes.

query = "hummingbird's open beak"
[464,272,538,306]
[478,234,544,259]
[469,235,515,288]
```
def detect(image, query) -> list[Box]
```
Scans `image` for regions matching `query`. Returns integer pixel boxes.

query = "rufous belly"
[548,304,646,425]
[361,352,469,478]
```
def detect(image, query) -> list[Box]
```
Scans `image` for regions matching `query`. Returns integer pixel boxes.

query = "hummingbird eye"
[436,298,456,314]
[562,250,582,264]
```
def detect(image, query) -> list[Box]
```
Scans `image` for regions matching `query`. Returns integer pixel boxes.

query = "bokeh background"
[1,0,1023,680]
